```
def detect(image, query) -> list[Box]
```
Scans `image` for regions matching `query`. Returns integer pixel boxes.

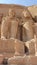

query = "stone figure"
[22,9,34,41]
[1,8,34,42]
[1,9,19,39]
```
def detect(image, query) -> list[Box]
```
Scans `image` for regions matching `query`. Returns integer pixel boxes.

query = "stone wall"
[0,4,37,65]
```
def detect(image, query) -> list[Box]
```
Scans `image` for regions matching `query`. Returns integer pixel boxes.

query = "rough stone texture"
[28,5,37,22]
[14,39,24,56]
[25,39,35,55]
[0,4,37,64]
[34,23,37,55]
[1,9,19,39]
[0,54,4,64]
[29,56,37,65]
[8,56,25,65]
[8,56,37,65]
[23,21,34,41]
[0,38,25,56]
[35,38,37,55]
[34,23,37,37]
[1,55,37,65]
[0,4,34,40]
[0,38,15,53]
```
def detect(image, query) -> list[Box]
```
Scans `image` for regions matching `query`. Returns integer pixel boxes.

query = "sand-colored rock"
[22,9,34,41]
[0,38,15,53]
[0,38,25,56]
[1,9,19,39]
[0,4,37,64]
[14,39,24,56]
[11,56,30,65]
[23,21,34,41]
[0,54,4,64]
[34,23,37,37]
[8,56,37,65]
[28,5,37,22]
[25,39,35,55]
[29,56,37,65]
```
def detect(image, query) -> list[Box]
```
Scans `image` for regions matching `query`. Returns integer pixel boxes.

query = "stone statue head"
[22,9,30,18]
[9,9,16,18]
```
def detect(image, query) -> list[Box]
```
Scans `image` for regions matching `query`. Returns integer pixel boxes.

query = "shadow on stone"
[2,57,8,65]
[25,45,29,55]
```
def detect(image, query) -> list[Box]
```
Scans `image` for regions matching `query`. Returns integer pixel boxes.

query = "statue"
[22,9,34,41]
[1,8,34,42]
[1,9,19,39]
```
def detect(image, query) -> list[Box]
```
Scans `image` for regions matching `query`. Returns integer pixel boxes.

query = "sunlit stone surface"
[0,4,37,65]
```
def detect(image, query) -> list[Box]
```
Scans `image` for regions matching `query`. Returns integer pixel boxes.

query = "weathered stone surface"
[8,56,37,65]
[34,23,37,55]
[29,56,37,65]
[1,9,19,39]
[28,5,37,22]
[0,55,37,65]
[0,54,4,64]
[23,20,34,41]
[8,56,28,65]
[34,23,37,38]
[3,53,14,58]
[0,38,15,53]
[25,39,35,55]
[0,4,37,64]
[0,38,24,56]
[14,39,24,56]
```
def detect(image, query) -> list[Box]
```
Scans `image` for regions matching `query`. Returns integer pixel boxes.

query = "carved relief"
[1,9,19,39]
[22,9,34,41]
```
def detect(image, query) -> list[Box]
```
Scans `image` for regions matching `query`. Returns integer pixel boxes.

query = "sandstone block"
[25,39,35,55]
[0,38,25,56]
[8,56,25,65]
[8,56,30,65]
[0,38,15,53]
[8,56,37,65]
[14,39,25,56]
[29,56,37,65]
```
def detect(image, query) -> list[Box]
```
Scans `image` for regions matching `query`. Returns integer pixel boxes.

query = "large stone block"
[8,56,30,65]
[29,56,37,65]
[8,56,37,65]
[25,39,35,55]
[14,39,25,56]
[0,38,15,53]
[8,56,25,65]
[0,38,25,56]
